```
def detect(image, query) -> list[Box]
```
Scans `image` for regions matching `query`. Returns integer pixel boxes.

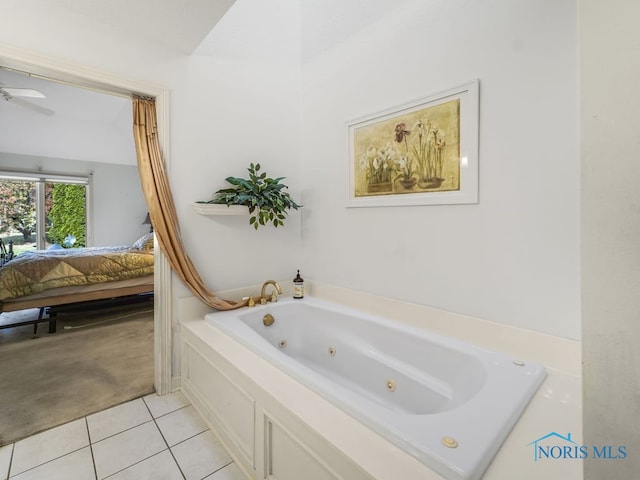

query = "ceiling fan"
[0,85,54,115]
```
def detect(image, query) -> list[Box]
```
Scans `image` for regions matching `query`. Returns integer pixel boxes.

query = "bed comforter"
[0,246,154,302]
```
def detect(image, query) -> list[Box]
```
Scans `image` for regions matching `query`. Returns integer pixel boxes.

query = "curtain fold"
[132,96,247,311]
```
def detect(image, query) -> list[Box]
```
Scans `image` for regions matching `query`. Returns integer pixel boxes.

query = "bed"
[0,233,155,334]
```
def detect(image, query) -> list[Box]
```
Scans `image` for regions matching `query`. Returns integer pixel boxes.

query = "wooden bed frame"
[0,282,154,335]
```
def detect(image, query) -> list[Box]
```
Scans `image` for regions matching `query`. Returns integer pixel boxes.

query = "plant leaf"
[202,163,301,230]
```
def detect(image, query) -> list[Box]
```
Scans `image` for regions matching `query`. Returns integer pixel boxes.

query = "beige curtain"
[132,96,247,310]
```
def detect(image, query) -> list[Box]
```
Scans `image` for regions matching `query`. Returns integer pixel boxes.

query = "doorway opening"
[0,48,173,444]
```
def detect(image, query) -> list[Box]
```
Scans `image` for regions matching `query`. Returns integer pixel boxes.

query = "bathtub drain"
[328,346,336,356]
[278,340,287,348]
[386,379,396,392]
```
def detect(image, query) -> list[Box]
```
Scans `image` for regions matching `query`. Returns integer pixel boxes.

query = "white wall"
[300,0,580,340]
[90,161,150,246]
[0,152,148,246]
[581,0,640,476]
[0,0,303,290]
[170,0,302,296]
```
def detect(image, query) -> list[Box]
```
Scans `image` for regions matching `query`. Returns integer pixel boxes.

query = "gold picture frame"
[347,80,479,207]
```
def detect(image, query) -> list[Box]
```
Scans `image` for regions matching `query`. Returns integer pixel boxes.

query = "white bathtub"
[205,296,546,480]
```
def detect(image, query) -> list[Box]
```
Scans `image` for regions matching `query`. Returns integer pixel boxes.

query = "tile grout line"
[144,395,236,479]
[7,409,108,478]
[6,445,89,478]
[204,460,235,480]
[101,450,171,480]
[91,395,191,446]
[5,394,195,480]
[90,394,190,479]
[5,443,14,480]
[152,403,191,421]
[169,429,210,450]
[91,418,155,446]
[142,396,187,480]
[94,396,169,480]
[84,417,98,480]
[90,396,164,480]
[152,406,230,479]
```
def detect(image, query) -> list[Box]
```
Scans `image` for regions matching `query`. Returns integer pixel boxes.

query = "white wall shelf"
[191,203,249,216]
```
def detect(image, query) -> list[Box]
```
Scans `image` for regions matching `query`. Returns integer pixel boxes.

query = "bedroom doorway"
[0,47,173,398]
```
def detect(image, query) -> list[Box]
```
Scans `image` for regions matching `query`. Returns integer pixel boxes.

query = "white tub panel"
[265,415,340,480]
[184,343,256,469]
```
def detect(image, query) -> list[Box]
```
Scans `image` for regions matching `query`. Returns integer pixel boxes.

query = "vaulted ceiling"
[56,0,237,55]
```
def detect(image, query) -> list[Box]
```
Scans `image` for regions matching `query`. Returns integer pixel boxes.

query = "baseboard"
[170,374,181,392]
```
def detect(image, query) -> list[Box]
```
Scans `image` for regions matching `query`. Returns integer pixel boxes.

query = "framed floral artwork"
[347,80,479,207]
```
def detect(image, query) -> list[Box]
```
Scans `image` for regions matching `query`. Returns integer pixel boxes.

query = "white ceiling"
[0,0,236,166]
[56,0,237,55]
[0,67,138,165]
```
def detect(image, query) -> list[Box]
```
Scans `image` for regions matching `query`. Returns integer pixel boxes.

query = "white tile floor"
[0,391,246,480]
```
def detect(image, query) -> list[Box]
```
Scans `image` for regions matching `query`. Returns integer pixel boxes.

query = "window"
[0,172,90,256]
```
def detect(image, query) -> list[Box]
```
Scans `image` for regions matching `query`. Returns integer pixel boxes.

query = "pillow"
[132,233,155,251]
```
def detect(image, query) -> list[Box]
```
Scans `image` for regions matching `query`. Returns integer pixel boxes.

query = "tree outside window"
[0,178,87,254]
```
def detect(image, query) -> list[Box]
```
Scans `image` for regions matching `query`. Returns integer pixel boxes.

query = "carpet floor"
[0,303,155,446]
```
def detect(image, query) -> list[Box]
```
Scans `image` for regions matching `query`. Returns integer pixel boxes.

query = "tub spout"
[260,280,282,304]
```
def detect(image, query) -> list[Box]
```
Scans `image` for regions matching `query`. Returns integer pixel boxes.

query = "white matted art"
[347,79,479,207]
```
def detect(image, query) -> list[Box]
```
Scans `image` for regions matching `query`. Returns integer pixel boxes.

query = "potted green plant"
[200,163,301,230]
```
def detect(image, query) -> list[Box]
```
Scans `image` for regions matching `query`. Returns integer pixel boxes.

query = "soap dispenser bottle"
[293,270,304,299]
